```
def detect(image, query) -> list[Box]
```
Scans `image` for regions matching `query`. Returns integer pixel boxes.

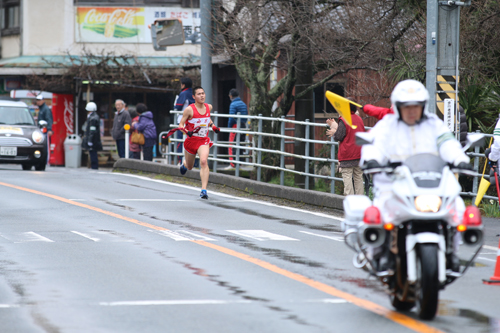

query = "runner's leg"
[197,144,210,190]
[183,149,196,170]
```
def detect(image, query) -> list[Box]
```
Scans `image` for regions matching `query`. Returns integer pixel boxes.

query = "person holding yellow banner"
[326,103,366,196]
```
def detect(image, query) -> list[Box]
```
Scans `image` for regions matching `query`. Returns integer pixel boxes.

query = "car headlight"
[32,130,44,144]
[414,195,442,213]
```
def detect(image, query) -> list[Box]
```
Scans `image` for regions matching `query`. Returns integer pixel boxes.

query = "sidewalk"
[115,158,344,210]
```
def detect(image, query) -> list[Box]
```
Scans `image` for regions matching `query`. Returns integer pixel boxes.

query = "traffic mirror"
[151,19,185,51]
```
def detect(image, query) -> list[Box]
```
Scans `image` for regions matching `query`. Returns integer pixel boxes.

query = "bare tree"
[213,0,425,180]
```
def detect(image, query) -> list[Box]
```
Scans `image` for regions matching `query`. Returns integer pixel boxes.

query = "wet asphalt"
[0,164,499,333]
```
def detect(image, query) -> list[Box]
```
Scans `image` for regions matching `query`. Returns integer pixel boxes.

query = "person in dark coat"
[111,99,131,158]
[133,103,157,161]
[227,88,248,168]
[82,102,103,169]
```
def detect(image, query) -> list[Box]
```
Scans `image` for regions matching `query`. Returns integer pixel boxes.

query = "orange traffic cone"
[483,238,500,285]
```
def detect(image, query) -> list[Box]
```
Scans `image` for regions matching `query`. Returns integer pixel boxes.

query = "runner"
[178,86,219,199]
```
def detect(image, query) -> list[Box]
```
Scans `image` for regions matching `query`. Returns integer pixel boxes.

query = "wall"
[20,0,200,58]
[1,35,21,58]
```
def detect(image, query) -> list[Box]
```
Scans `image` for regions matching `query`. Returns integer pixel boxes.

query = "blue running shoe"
[180,164,187,175]
[200,189,208,199]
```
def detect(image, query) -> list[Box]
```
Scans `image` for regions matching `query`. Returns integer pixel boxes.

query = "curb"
[113,159,345,210]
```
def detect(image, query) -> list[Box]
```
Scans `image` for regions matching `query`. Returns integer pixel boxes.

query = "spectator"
[174,77,195,165]
[36,94,53,137]
[111,99,131,158]
[36,94,53,164]
[133,103,157,161]
[81,102,103,170]
[227,88,248,169]
[326,103,366,196]
[129,108,141,159]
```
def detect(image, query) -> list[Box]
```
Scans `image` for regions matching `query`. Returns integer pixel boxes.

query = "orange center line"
[0,181,443,333]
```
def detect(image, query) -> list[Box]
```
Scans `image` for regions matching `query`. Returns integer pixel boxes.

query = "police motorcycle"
[343,132,484,320]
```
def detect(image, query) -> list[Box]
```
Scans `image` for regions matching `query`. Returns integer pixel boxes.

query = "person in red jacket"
[326,103,366,195]
[361,104,393,120]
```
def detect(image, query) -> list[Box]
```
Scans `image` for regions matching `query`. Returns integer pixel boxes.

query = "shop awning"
[0,54,201,75]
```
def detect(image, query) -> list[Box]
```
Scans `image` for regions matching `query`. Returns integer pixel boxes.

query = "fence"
[158,111,493,202]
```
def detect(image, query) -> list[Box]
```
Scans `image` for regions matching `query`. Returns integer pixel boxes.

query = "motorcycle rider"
[484,116,500,176]
[361,79,472,272]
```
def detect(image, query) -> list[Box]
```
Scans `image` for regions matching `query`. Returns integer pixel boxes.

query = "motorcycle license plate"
[0,147,17,156]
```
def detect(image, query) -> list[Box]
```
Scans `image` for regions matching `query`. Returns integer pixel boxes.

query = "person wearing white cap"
[81,102,102,169]
[36,94,53,137]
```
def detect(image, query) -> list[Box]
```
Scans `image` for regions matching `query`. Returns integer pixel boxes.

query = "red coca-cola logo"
[63,99,74,135]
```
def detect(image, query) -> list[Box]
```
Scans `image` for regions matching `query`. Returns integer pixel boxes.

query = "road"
[0,164,499,333]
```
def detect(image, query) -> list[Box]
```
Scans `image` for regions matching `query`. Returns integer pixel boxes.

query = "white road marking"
[107,173,344,222]
[306,299,348,304]
[227,230,299,241]
[99,300,251,306]
[17,232,54,243]
[116,199,190,202]
[299,231,344,242]
[483,245,499,251]
[71,231,100,242]
[0,304,19,308]
[478,257,497,262]
[149,230,216,241]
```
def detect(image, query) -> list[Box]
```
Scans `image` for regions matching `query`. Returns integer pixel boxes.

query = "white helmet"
[85,102,97,112]
[390,79,429,119]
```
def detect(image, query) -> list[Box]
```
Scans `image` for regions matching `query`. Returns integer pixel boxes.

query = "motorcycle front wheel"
[415,244,439,320]
[390,294,415,311]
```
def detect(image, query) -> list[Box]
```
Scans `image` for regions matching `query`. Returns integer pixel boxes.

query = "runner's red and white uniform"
[183,103,214,155]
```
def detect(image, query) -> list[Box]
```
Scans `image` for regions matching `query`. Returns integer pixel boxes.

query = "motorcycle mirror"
[462,133,485,151]
[355,132,373,146]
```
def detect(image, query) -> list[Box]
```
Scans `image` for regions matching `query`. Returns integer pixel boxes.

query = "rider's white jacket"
[361,113,469,166]
[489,117,500,162]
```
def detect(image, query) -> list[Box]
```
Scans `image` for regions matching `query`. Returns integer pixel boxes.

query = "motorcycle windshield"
[403,154,446,188]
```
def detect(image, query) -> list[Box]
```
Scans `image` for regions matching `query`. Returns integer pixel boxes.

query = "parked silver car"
[0,98,48,171]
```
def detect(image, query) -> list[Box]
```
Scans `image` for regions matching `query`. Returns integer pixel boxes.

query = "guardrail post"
[472,130,480,197]
[257,114,263,182]
[124,124,130,159]
[213,111,218,173]
[236,112,241,178]
[330,137,336,194]
[305,119,310,190]
[280,116,285,186]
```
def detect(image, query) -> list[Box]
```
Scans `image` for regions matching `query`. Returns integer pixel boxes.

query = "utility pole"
[200,0,213,104]
[426,0,471,136]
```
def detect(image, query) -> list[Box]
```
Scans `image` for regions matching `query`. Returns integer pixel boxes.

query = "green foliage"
[479,199,500,218]
[386,44,426,84]
[268,172,299,188]
[459,78,499,133]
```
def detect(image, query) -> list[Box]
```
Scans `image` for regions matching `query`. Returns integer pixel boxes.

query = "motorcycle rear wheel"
[415,244,439,320]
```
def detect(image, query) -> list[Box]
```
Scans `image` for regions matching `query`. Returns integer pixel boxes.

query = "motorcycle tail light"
[363,206,381,224]
[42,127,47,134]
[463,206,482,226]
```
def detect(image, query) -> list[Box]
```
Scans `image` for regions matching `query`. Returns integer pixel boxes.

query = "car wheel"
[22,164,32,171]
[34,162,46,171]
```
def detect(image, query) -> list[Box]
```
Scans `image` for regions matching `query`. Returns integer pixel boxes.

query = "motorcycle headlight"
[32,130,44,144]
[414,195,442,213]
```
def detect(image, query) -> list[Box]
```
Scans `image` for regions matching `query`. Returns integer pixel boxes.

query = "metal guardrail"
[157,111,493,201]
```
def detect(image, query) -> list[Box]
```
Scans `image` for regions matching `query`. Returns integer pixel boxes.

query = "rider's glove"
[212,126,220,133]
[485,148,491,160]
[362,159,381,171]
[455,162,473,171]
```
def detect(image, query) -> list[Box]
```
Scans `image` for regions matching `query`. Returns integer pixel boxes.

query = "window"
[1,1,20,35]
